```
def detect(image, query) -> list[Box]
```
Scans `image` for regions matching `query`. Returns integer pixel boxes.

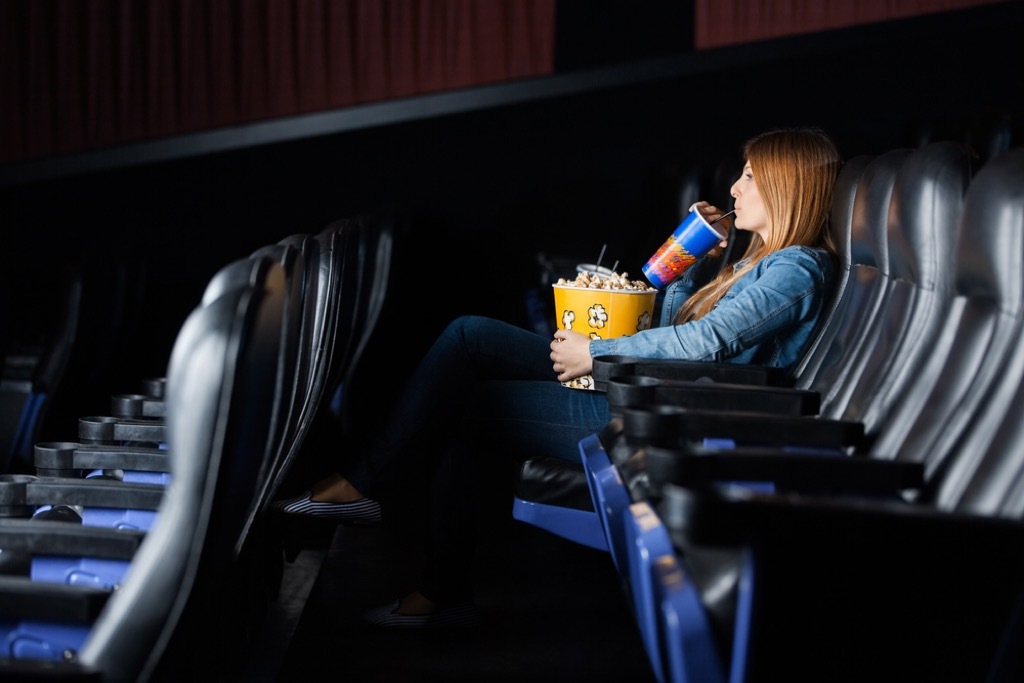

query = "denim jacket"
[589,245,836,375]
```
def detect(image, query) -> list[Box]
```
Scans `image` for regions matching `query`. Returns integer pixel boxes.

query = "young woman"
[273,126,842,627]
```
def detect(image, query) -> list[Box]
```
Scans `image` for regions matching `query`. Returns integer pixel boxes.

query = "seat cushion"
[514,456,592,511]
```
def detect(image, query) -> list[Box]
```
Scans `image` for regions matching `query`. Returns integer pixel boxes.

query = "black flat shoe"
[271,490,382,524]
[362,600,479,628]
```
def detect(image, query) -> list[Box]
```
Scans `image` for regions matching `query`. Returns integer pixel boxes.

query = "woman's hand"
[550,329,594,382]
[690,200,732,257]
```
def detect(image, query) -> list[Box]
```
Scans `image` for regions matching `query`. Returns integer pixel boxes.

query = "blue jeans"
[341,314,612,604]
[343,314,612,490]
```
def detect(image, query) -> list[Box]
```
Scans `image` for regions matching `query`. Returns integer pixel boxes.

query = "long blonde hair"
[674,127,841,323]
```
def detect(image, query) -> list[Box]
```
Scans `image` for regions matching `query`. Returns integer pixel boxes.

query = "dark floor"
[251,512,658,683]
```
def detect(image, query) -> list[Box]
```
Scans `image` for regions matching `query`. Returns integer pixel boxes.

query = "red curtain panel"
[694,0,1009,49]
[0,0,555,165]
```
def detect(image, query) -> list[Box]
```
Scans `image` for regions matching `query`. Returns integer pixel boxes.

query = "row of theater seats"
[0,215,396,680]
[513,141,1024,682]
[0,243,152,477]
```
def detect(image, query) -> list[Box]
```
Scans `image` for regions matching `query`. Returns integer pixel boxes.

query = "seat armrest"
[645,445,923,498]
[0,574,110,621]
[77,416,165,446]
[110,393,166,419]
[0,518,145,559]
[607,375,820,416]
[593,355,789,390]
[623,405,867,452]
[0,475,164,517]
[35,442,168,477]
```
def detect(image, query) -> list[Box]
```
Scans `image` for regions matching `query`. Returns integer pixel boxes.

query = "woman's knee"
[445,314,498,336]
[442,315,513,349]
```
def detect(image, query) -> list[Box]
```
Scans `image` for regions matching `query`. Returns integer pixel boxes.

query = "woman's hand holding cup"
[690,201,733,258]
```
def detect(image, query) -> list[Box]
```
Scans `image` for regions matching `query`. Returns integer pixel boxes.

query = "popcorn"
[555,270,655,292]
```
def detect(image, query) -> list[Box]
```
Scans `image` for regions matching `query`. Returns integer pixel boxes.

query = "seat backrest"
[260,219,360,500]
[201,250,301,551]
[2,251,147,473]
[835,141,975,428]
[790,153,873,386]
[316,217,367,409]
[334,214,396,438]
[866,146,1019,483]
[77,262,286,681]
[255,230,340,510]
[912,147,1024,514]
[239,239,315,548]
[801,148,912,404]
[306,225,349,397]
[201,253,276,306]
[274,232,323,405]
[962,110,1017,167]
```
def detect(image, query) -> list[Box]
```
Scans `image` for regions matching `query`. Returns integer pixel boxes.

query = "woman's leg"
[468,378,613,463]
[414,377,610,608]
[360,437,482,623]
[341,315,558,495]
[418,438,482,608]
[355,315,610,620]
[275,315,561,515]
[284,313,613,619]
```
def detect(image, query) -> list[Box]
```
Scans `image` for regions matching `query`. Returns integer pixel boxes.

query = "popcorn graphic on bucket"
[552,270,656,390]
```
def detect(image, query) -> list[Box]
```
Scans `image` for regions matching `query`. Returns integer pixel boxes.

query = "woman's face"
[730,162,770,242]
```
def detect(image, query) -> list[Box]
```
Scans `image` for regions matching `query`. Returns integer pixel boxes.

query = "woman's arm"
[591,247,831,364]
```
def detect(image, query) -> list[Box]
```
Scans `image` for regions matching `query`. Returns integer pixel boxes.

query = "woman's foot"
[392,592,439,616]
[362,591,479,628]
[309,473,364,503]
[271,474,381,523]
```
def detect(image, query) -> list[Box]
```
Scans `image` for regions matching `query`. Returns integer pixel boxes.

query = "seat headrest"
[850,148,913,270]
[887,141,975,291]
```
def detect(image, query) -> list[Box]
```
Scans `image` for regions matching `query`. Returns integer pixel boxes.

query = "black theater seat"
[0,249,289,680]
[655,146,1024,682]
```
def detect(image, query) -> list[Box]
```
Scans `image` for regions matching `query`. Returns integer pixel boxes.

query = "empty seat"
[259,220,359,508]
[91,269,287,680]
[270,213,398,509]
[1,249,149,475]
[0,254,288,680]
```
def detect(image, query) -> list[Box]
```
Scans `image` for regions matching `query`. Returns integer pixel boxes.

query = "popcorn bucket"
[553,284,657,390]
